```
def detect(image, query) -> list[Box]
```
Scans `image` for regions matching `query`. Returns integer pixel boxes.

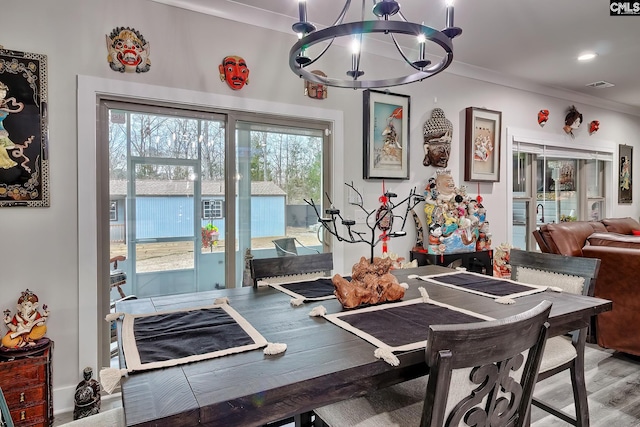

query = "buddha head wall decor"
[304,70,328,99]
[219,55,250,90]
[537,109,549,127]
[563,105,583,137]
[422,108,453,168]
[105,27,151,73]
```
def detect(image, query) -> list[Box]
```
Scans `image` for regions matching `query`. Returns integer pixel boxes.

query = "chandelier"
[289,0,462,89]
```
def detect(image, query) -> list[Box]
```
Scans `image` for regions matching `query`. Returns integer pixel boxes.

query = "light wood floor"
[53,343,639,426]
[530,343,640,426]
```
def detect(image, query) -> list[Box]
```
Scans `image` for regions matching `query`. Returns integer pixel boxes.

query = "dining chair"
[249,252,333,286]
[250,251,333,427]
[313,300,552,427]
[109,255,128,299]
[509,248,601,426]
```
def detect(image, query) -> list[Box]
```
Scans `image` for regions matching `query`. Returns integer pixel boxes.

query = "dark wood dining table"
[115,265,612,427]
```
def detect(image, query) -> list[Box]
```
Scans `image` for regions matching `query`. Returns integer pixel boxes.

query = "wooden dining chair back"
[109,255,128,299]
[509,249,601,426]
[313,300,552,427]
[249,252,333,287]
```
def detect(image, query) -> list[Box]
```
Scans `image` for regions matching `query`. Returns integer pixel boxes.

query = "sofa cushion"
[540,221,607,256]
[601,217,640,235]
[587,232,640,249]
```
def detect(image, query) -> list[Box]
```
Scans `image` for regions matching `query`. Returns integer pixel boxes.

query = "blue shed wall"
[133,195,285,239]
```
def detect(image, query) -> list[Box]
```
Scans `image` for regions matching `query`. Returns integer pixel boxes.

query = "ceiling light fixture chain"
[289,0,462,89]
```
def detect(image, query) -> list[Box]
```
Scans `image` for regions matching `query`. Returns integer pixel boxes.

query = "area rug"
[411,270,551,303]
[321,295,493,366]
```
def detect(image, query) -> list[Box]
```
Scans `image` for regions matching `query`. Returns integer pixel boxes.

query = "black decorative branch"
[304,182,425,263]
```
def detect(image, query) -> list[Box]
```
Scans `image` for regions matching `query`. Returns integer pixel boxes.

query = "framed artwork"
[619,144,632,204]
[0,47,49,207]
[464,107,502,182]
[363,90,410,180]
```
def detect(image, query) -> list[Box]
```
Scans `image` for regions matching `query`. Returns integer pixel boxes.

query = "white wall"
[2,0,640,415]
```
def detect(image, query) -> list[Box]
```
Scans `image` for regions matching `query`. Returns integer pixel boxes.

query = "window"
[202,199,224,219]
[110,200,118,221]
[511,136,613,251]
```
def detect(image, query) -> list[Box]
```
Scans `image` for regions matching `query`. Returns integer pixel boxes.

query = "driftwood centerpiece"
[333,256,405,309]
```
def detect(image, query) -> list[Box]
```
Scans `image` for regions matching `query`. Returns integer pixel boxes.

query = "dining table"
[115,264,612,427]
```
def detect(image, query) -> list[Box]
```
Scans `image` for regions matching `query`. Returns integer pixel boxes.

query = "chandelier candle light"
[290,0,462,88]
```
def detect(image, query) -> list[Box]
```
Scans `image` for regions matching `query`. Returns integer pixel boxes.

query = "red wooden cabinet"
[0,341,53,426]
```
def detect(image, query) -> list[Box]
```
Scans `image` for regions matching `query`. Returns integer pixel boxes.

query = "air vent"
[585,81,615,88]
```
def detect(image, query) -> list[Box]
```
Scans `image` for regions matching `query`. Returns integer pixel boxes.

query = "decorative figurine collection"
[105,27,151,73]
[2,289,49,349]
[73,367,101,420]
[423,169,491,255]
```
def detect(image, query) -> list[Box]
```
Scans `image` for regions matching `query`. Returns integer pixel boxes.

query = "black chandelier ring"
[290,20,456,89]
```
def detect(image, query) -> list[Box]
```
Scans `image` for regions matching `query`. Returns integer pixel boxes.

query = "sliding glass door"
[103,100,330,303]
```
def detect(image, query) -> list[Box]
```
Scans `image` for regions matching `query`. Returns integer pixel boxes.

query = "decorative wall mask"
[537,109,549,127]
[589,120,600,135]
[219,55,249,90]
[422,108,452,168]
[563,105,583,137]
[106,27,151,73]
[304,70,328,99]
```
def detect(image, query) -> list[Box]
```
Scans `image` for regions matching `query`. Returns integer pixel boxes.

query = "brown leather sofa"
[534,217,640,356]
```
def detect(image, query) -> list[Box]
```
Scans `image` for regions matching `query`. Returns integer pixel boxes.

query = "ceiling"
[152,0,640,115]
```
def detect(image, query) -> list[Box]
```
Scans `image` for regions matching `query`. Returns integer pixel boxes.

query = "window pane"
[589,200,604,221]
[585,159,603,198]
[236,121,324,264]
[537,158,578,223]
[512,152,527,195]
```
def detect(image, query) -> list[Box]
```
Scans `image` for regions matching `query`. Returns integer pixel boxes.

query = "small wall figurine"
[589,120,600,135]
[563,105,583,138]
[106,27,151,73]
[73,367,101,420]
[2,289,49,349]
[422,108,453,168]
[304,70,328,99]
[537,109,549,127]
[219,55,249,90]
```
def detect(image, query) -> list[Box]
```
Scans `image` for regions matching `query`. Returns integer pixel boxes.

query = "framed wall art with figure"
[464,107,501,182]
[0,46,49,207]
[363,90,410,180]
[619,144,632,204]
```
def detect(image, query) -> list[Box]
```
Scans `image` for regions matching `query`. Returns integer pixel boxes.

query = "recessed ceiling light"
[578,52,598,61]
